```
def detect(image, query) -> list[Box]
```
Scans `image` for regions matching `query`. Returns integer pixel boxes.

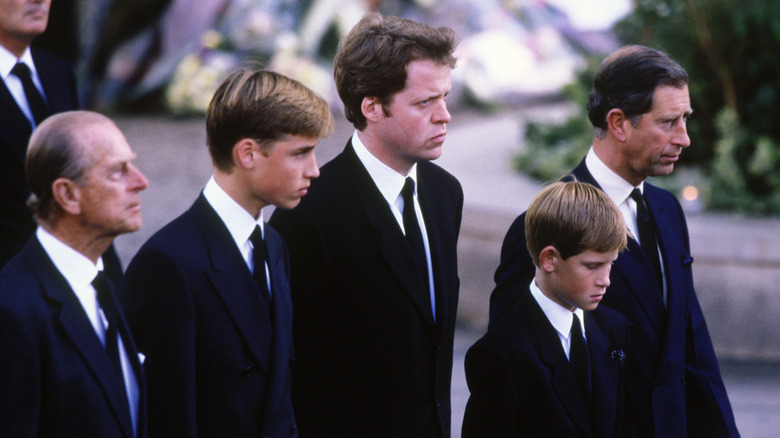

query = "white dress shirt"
[351,131,436,321]
[36,227,140,436]
[0,45,48,128]
[585,147,667,302]
[202,176,271,295]
[529,279,586,360]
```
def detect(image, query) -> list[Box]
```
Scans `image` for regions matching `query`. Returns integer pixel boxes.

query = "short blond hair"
[206,67,334,172]
[525,181,627,266]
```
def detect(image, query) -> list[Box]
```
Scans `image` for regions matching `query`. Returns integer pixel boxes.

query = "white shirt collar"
[0,45,36,81]
[529,279,585,340]
[36,226,103,293]
[202,176,264,249]
[351,131,418,204]
[585,146,644,204]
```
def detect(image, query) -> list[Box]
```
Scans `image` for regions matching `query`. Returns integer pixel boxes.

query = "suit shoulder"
[418,160,462,192]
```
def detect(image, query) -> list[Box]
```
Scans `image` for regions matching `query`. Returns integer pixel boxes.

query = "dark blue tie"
[11,62,50,125]
[93,271,123,377]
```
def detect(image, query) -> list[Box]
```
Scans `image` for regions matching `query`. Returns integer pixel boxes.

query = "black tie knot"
[249,225,271,306]
[402,177,415,205]
[11,62,49,125]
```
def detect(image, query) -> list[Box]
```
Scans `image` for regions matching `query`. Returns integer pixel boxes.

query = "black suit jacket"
[0,236,146,438]
[0,49,78,268]
[120,194,297,438]
[463,289,630,437]
[269,141,463,437]
[489,158,739,437]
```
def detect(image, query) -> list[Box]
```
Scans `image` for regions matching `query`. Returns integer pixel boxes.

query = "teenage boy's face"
[251,134,320,210]
[545,248,618,312]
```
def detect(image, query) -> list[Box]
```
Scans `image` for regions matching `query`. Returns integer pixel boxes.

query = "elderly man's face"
[76,121,149,239]
[0,0,50,49]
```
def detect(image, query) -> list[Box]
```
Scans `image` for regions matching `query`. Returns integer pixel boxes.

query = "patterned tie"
[630,188,663,288]
[570,313,591,406]
[401,177,430,297]
[11,62,50,125]
[93,271,123,377]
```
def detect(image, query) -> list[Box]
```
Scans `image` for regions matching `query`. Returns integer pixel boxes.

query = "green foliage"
[516,0,780,214]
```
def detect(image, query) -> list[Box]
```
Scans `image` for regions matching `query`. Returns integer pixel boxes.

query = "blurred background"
[34,0,780,435]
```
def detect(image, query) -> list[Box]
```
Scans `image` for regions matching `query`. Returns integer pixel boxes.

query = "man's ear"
[361,96,383,124]
[539,245,560,273]
[234,138,262,169]
[606,108,630,142]
[52,178,81,216]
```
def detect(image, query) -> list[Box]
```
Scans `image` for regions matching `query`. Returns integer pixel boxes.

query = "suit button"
[241,365,254,377]
[290,356,296,368]
[680,373,686,385]
[436,398,441,408]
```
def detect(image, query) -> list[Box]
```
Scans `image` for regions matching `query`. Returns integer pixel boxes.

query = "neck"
[356,130,413,176]
[0,38,32,59]
[213,171,265,220]
[592,138,645,187]
[41,222,113,264]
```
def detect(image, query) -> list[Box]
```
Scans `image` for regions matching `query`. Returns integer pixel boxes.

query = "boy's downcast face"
[545,248,618,312]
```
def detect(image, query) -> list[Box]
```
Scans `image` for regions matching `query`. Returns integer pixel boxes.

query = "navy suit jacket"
[120,194,297,438]
[0,49,78,268]
[270,141,463,437]
[0,236,146,438]
[489,159,739,437]
[463,289,630,437]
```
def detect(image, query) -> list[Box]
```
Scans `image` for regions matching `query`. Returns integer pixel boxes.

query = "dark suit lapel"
[192,195,273,374]
[585,313,619,438]
[0,80,33,163]
[25,238,135,438]
[416,163,453,332]
[260,227,294,426]
[32,49,78,114]
[522,292,592,436]
[342,143,435,325]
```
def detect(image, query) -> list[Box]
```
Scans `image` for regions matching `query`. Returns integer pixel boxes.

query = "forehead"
[81,121,133,165]
[401,59,451,94]
[649,84,691,114]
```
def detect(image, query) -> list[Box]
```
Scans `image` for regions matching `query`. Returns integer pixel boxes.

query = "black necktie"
[93,271,123,378]
[630,188,663,288]
[11,62,50,125]
[249,225,271,308]
[570,313,591,406]
[402,178,429,295]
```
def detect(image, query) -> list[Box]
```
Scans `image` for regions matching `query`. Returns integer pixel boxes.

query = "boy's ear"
[234,138,262,169]
[539,246,559,273]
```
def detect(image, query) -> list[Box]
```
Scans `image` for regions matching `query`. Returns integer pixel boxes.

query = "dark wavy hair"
[587,45,688,138]
[333,12,458,131]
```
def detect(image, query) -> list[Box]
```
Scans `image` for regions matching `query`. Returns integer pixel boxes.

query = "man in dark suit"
[270,12,462,438]
[490,45,739,437]
[0,110,149,437]
[463,181,630,438]
[120,67,333,437]
[0,0,124,279]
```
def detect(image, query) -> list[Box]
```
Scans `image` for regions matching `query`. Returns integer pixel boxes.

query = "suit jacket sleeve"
[461,342,520,438]
[0,304,41,438]
[120,247,198,437]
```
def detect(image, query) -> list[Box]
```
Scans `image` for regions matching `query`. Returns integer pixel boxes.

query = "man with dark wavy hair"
[271,12,462,438]
[490,45,739,437]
